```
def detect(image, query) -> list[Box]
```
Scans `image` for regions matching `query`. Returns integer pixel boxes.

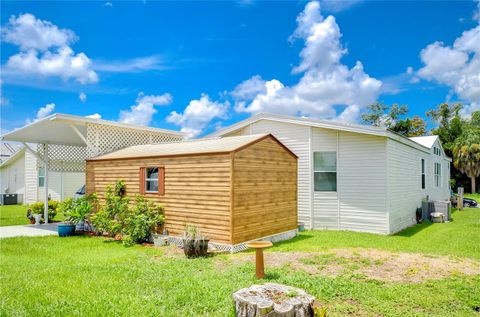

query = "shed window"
[38,167,45,187]
[434,162,441,187]
[140,167,165,195]
[313,152,337,191]
[421,159,425,189]
[145,167,159,192]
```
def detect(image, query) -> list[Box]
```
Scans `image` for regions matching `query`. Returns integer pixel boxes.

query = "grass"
[0,205,64,227]
[273,205,480,259]
[0,206,479,316]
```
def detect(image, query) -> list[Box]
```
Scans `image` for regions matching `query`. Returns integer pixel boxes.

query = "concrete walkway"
[0,223,59,239]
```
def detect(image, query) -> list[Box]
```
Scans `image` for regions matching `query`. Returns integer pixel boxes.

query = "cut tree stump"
[232,283,315,317]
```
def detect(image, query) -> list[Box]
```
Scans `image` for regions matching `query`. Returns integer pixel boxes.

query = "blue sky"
[1,0,479,137]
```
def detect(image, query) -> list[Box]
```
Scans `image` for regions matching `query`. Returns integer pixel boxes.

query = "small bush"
[30,200,59,222]
[90,180,164,246]
[58,195,98,227]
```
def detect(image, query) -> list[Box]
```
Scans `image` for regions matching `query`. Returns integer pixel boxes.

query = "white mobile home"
[210,113,451,234]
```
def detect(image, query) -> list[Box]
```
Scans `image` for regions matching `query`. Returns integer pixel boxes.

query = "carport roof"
[1,113,184,146]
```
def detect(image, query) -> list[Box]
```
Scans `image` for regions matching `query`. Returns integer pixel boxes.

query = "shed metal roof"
[88,134,286,161]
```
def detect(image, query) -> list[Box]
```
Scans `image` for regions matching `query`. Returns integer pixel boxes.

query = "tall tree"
[361,102,426,137]
[426,103,464,156]
[453,125,480,193]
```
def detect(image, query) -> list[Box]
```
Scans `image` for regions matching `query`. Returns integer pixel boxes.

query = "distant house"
[1,113,184,206]
[86,134,298,251]
[209,113,451,234]
[1,142,84,204]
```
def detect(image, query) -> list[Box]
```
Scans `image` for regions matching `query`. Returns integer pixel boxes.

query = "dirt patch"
[226,249,480,283]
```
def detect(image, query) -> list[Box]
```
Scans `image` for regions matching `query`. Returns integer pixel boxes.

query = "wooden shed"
[86,134,298,250]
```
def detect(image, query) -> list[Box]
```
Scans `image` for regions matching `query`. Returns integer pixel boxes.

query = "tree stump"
[232,283,315,317]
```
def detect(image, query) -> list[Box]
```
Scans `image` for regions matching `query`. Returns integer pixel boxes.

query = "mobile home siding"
[338,132,388,233]
[387,139,426,233]
[231,137,297,244]
[24,151,38,204]
[427,139,451,201]
[312,128,339,229]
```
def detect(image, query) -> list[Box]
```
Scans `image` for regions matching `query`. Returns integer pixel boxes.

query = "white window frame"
[38,167,45,188]
[434,162,441,187]
[145,167,159,193]
[421,159,426,190]
[313,151,337,192]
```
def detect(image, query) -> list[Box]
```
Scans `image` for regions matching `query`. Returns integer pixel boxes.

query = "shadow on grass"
[394,221,433,237]
[271,233,313,249]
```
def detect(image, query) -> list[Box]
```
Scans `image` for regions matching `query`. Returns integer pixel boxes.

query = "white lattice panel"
[37,144,86,172]
[159,229,299,253]
[86,123,183,158]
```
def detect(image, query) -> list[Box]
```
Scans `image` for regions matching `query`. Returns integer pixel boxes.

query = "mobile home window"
[434,162,441,187]
[421,159,425,189]
[313,152,337,191]
[38,167,45,187]
[145,167,159,192]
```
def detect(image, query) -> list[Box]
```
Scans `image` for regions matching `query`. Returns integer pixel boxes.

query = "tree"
[361,102,426,137]
[453,125,480,193]
[426,103,464,156]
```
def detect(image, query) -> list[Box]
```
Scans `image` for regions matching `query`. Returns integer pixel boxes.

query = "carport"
[1,113,184,222]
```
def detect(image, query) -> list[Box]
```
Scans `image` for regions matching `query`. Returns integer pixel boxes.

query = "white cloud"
[119,92,173,126]
[26,102,55,124]
[86,113,101,119]
[1,13,76,51]
[104,2,113,7]
[418,11,480,115]
[167,94,229,138]
[79,92,87,102]
[37,103,55,119]
[94,55,166,73]
[1,14,98,84]
[232,1,382,122]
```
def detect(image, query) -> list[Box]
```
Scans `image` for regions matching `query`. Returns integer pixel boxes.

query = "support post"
[44,143,49,224]
[458,187,464,210]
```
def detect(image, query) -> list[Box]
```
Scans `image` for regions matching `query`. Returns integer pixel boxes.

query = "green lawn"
[0,206,479,316]
[0,205,64,226]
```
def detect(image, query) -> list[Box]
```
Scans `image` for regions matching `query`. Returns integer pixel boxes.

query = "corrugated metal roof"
[409,135,438,149]
[89,134,270,160]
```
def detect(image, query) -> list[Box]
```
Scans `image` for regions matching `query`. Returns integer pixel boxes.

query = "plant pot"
[298,222,305,232]
[58,223,76,237]
[183,238,209,258]
[33,214,42,225]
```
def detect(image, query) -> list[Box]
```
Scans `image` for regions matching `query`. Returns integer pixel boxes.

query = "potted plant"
[57,195,97,237]
[26,209,35,224]
[182,225,209,258]
[29,200,60,224]
[30,202,44,225]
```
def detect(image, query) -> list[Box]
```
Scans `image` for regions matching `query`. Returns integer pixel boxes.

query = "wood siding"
[87,154,233,243]
[244,120,311,229]
[231,137,297,244]
[86,135,298,245]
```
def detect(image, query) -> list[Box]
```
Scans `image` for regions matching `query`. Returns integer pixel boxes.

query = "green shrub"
[58,195,98,226]
[90,180,164,246]
[30,200,59,222]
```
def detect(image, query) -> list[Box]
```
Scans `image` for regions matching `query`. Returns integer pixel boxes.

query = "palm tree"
[453,126,480,193]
